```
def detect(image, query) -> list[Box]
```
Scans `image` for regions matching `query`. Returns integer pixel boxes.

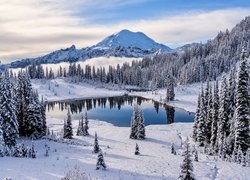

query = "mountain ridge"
[2,29,171,69]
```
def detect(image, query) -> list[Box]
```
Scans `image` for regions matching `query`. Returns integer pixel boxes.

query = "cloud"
[0,0,249,63]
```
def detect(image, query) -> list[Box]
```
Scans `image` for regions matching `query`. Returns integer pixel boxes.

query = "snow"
[31,78,201,113]
[96,29,171,51]
[31,78,127,102]
[1,119,249,179]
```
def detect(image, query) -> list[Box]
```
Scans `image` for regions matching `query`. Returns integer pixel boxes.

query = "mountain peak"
[96,29,171,51]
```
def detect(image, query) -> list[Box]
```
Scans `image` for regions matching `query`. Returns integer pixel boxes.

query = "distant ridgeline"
[5,16,250,87]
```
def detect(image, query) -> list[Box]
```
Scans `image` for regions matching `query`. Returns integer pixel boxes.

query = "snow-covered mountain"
[96,29,171,51]
[5,29,171,69]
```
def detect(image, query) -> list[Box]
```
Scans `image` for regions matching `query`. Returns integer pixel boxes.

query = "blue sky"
[0,0,249,62]
[75,0,250,23]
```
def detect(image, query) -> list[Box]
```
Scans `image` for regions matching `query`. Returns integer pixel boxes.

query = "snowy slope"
[1,120,249,179]
[96,29,171,51]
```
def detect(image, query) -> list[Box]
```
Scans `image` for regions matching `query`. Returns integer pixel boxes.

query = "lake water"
[46,96,194,127]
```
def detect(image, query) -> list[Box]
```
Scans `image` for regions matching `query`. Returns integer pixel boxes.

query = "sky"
[0,0,250,63]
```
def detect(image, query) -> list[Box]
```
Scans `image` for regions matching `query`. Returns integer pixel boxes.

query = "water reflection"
[46,96,194,127]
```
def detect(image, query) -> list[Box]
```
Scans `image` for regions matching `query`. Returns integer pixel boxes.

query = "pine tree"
[234,49,249,153]
[135,143,140,155]
[27,94,44,139]
[0,119,6,157]
[194,150,198,162]
[96,151,107,170]
[205,85,213,144]
[196,87,206,147]
[0,75,19,148]
[93,132,100,153]
[210,80,219,152]
[193,94,201,142]
[217,77,230,148]
[178,138,195,180]
[130,105,145,140]
[63,109,73,139]
[165,75,175,102]
[84,111,89,136]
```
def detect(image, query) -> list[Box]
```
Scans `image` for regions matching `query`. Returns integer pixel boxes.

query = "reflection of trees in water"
[154,101,160,113]
[164,105,175,124]
[46,96,151,114]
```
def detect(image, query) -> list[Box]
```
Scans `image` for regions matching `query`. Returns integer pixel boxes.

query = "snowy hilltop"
[4,29,171,69]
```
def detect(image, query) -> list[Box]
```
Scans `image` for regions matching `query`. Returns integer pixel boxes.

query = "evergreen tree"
[171,143,176,155]
[234,49,249,153]
[193,94,201,142]
[165,75,175,102]
[205,86,213,144]
[130,105,145,140]
[135,143,140,155]
[0,119,6,157]
[194,150,198,162]
[0,75,19,147]
[26,94,44,139]
[96,151,107,170]
[63,109,73,139]
[196,87,206,147]
[217,77,230,148]
[93,132,100,153]
[84,111,89,136]
[178,138,195,180]
[210,80,219,152]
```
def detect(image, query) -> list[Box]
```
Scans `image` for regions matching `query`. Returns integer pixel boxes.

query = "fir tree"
[0,119,6,157]
[93,132,100,153]
[194,150,198,162]
[130,105,145,140]
[234,49,249,153]
[135,143,140,155]
[63,109,73,139]
[196,87,206,147]
[0,75,19,148]
[84,111,89,136]
[178,138,195,180]
[171,143,176,155]
[210,80,219,152]
[193,94,201,142]
[205,85,213,144]
[217,77,230,147]
[96,151,107,170]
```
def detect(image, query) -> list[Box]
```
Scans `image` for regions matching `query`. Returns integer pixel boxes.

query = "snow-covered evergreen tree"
[217,77,230,148]
[96,151,107,170]
[84,111,89,136]
[205,85,213,144]
[0,75,19,148]
[210,80,219,152]
[178,138,195,180]
[234,49,249,153]
[0,119,6,157]
[29,141,36,158]
[130,104,145,140]
[135,143,140,155]
[194,150,198,162]
[63,109,73,139]
[193,94,201,142]
[196,87,206,147]
[93,132,100,153]
[165,75,175,102]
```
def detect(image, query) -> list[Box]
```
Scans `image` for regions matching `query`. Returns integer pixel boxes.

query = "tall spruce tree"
[210,80,219,152]
[178,138,195,180]
[205,86,213,144]
[193,94,201,142]
[234,49,249,153]
[196,87,206,146]
[217,77,230,147]
[0,75,19,147]
[130,104,145,140]
[93,132,100,153]
[63,109,73,139]
[0,118,6,157]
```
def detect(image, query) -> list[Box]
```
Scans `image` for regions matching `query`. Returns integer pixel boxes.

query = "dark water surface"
[46,96,194,127]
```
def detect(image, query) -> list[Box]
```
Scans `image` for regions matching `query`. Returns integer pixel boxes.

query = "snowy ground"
[1,119,249,180]
[32,78,201,113]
